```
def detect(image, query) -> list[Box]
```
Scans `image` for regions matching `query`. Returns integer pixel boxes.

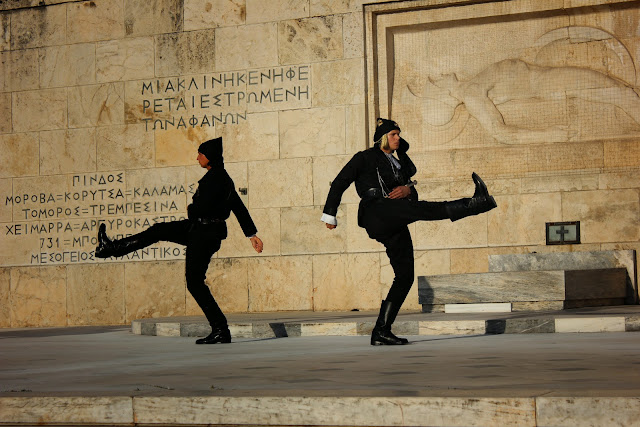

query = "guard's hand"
[388,185,411,199]
[250,236,263,253]
[325,223,336,230]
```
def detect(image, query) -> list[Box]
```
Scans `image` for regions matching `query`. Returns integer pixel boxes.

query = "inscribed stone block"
[124,0,183,37]
[124,261,187,322]
[0,223,39,266]
[10,4,65,49]
[0,268,9,327]
[217,207,278,258]
[40,128,97,176]
[66,263,125,326]
[184,0,246,31]
[68,83,125,128]
[414,210,488,250]
[0,133,38,178]
[215,24,278,71]
[246,0,309,24]
[278,16,343,65]
[312,252,382,311]
[249,158,313,208]
[155,30,216,77]
[488,193,562,246]
[96,37,155,83]
[562,189,639,243]
[96,125,154,171]
[12,89,67,132]
[247,255,312,311]
[245,64,312,113]
[155,128,215,167]
[11,174,68,221]
[219,112,279,162]
[280,107,346,158]
[312,58,364,106]
[0,92,10,133]
[125,167,188,212]
[39,44,96,88]
[10,266,67,327]
[67,0,125,43]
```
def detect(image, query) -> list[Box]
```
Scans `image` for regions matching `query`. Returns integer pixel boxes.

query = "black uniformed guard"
[322,118,496,346]
[95,137,263,345]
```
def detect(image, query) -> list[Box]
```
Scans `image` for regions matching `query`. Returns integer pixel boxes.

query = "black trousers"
[118,219,228,328]
[360,198,450,307]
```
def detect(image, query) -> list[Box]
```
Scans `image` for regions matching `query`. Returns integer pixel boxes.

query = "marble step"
[488,250,637,304]
[418,268,628,309]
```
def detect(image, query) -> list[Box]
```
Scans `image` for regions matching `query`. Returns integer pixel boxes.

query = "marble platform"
[131,306,640,338]
[2,307,640,426]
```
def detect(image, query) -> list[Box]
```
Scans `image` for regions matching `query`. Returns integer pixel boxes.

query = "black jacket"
[188,166,257,237]
[323,140,417,217]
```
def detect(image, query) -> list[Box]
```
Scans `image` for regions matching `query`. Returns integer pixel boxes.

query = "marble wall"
[0,0,639,328]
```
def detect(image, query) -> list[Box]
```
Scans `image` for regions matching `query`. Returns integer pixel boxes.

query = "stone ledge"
[2,396,639,426]
[131,314,640,338]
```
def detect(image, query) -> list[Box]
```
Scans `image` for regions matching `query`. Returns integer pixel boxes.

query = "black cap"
[373,118,400,141]
[198,137,223,165]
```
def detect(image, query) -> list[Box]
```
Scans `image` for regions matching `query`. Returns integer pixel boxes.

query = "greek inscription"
[139,66,311,132]
[3,173,190,266]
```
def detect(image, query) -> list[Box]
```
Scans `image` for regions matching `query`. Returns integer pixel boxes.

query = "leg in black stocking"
[371,227,414,346]
[184,236,230,344]
[95,221,189,258]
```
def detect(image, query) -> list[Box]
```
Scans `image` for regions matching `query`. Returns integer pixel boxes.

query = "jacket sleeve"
[322,152,364,217]
[230,190,258,237]
[397,138,417,179]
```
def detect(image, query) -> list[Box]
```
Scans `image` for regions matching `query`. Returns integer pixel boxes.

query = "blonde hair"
[378,133,391,151]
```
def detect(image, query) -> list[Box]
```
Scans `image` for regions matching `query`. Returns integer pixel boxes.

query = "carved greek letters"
[2,172,191,266]
[139,66,311,131]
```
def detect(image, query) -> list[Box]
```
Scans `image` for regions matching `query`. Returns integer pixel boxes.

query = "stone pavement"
[1,307,640,426]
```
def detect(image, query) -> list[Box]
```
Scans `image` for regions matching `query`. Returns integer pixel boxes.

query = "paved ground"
[1,308,640,426]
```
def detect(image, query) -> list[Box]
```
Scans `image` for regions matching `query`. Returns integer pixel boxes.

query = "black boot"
[446,172,497,222]
[196,326,231,344]
[371,300,409,346]
[94,224,150,258]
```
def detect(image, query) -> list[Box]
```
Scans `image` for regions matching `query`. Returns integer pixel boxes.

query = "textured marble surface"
[489,250,638,303]
[419,271,565,305]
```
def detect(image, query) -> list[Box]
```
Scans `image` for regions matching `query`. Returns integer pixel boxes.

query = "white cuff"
[321,213,337,226]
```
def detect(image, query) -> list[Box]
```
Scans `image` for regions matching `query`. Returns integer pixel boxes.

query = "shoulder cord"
[376,167,391,198]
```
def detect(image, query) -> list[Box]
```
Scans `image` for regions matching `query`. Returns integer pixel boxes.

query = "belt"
[363,188,383,199]
[193,217,224,225]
